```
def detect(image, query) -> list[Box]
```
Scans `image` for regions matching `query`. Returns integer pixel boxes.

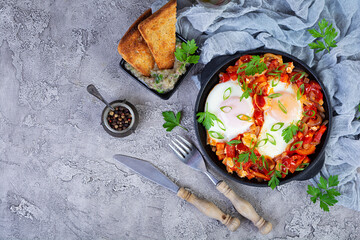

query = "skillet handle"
[177,187,241,232]
[216,181,272,235]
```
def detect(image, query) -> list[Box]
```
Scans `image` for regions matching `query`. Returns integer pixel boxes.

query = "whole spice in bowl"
[107,106,132,131]
[101,100,139,138]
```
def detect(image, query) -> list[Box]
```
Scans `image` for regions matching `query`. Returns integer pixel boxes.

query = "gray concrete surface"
[0,0,359,239]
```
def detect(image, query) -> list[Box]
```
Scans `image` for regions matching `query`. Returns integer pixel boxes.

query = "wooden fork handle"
[216,181,272,235]
[177,187,240,232]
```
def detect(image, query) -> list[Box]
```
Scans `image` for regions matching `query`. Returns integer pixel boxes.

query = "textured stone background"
[0,0,359,239]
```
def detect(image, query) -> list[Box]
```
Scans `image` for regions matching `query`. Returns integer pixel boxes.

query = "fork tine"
[177,135,192,148]
[174,137,191,153]
[171,140,188,156]
[169,143,185,159]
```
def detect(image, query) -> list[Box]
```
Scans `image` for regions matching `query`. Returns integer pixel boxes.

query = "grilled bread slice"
[138,0,176,69]
[118,9,154,77]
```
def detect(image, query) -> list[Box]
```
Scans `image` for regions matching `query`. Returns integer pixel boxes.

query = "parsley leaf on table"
[357,103,360,120]
[281,123,299,143]
[174,39,200,70]
[239,55,268,76]
[162,111,188,132]
[307,175,341,212]
[308,18,338,53]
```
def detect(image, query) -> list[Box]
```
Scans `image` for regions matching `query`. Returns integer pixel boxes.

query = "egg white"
[257,81,303,158]
[205,81,254,142]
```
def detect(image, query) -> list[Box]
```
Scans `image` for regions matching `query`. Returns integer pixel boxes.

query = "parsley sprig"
[239,55,268,76]
[268,169,282,190]
[162,111,188,132]
[281,123,299,143]
[307,175,341,211]
[196,104,218,130]
[357,103,360,120]
[174,39,200,70]
[308,19,338,53]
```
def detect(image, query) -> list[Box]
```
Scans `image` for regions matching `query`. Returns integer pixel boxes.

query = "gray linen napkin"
[153,0,360,211]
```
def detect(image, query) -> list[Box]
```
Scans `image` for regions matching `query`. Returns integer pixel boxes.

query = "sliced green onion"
[295,163,309,171]
[268,93,282,99]
[272,78,280,87]
[217,119,226,131]
[290,141,303,151]
[297,120,305,132]
[258,88,263,95]
[209,131,224,139]
[266,133,276,145]
[290,72,306,82]
[303,110,316,117]
[271,122,284,131]
[237,75,242,85]
[220,106,232,113]
[237,114,252,121]
[223,87,232,100]
[256,138,268,148]
[227,140,242,145]
[261,155,269,171]
[278,100,287,114]
[268,72,279,76]
[297,84,305,100]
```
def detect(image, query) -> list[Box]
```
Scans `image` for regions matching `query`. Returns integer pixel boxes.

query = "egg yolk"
[268,92,301,122]
[219,96,253,128]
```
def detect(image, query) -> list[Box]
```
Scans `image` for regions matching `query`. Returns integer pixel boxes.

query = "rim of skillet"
[194,48,332,187]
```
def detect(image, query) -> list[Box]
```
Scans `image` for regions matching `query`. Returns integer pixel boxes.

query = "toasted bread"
[138,0,176,69]
[118,9,155,77]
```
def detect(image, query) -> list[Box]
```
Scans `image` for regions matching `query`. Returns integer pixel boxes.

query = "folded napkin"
[154,0,360,211]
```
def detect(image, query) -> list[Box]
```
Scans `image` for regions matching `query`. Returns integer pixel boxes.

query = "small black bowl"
[119,33,200,100]
[195,49,332,187]
[101,100,139,138]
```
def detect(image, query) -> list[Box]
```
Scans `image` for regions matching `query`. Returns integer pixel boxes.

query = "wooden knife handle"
[177,187,240,232]
[216,181,272,235]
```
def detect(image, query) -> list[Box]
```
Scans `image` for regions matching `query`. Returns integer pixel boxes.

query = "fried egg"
[206,81,254,142]
[257,81,303,158]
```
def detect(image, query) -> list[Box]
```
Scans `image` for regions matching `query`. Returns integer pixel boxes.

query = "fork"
[170,136,272,235]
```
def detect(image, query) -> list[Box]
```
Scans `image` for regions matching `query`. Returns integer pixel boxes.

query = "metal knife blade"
[113,154,180,193]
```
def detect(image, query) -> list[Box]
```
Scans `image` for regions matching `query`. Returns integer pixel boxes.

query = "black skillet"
[194,49,332,187]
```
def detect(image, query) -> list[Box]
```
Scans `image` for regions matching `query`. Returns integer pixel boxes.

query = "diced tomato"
[226,65,238,73]
[313,125,327,144]
[240,55,252,63]
[288,155,306,173]
[255,74,267,83]
[225,145,236,158]
[303,105,318,119]
[254,94,266,108]
[229,72,238,81]
[297,131,304,140]
[219,72,230,83]
[253,108,264,126]
[303,135,313,145]
[267,59,279,71]
[295,145,316,155]
[236,142,249,152]
[280,73,289,83]
[251,170,271,181]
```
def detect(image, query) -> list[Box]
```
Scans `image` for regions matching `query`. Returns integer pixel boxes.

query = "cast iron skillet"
[194,49,332,187]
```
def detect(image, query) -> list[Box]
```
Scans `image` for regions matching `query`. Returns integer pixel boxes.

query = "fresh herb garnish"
[307,175,341,211]
[162,111,188,132]
[174,39,200,70]
[240,55,268,76]
[268,169,282,190]
[282,123,299,143]
[278,100,287,114]
[227,140,242,146]
[220,106,232,113]
[196,104,218,130]
[297,84,305,100]
[271,122,284,131]
[239,82,252,101]
[268,93,282,99]
[237,114,252,121]
[152,73,163,84]
[223,87,232,100]
[237,152,250,163]
[209,131,224,139]
[308,19,338,53]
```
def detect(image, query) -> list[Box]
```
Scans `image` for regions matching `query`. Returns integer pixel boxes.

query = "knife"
[113,154,241,231]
